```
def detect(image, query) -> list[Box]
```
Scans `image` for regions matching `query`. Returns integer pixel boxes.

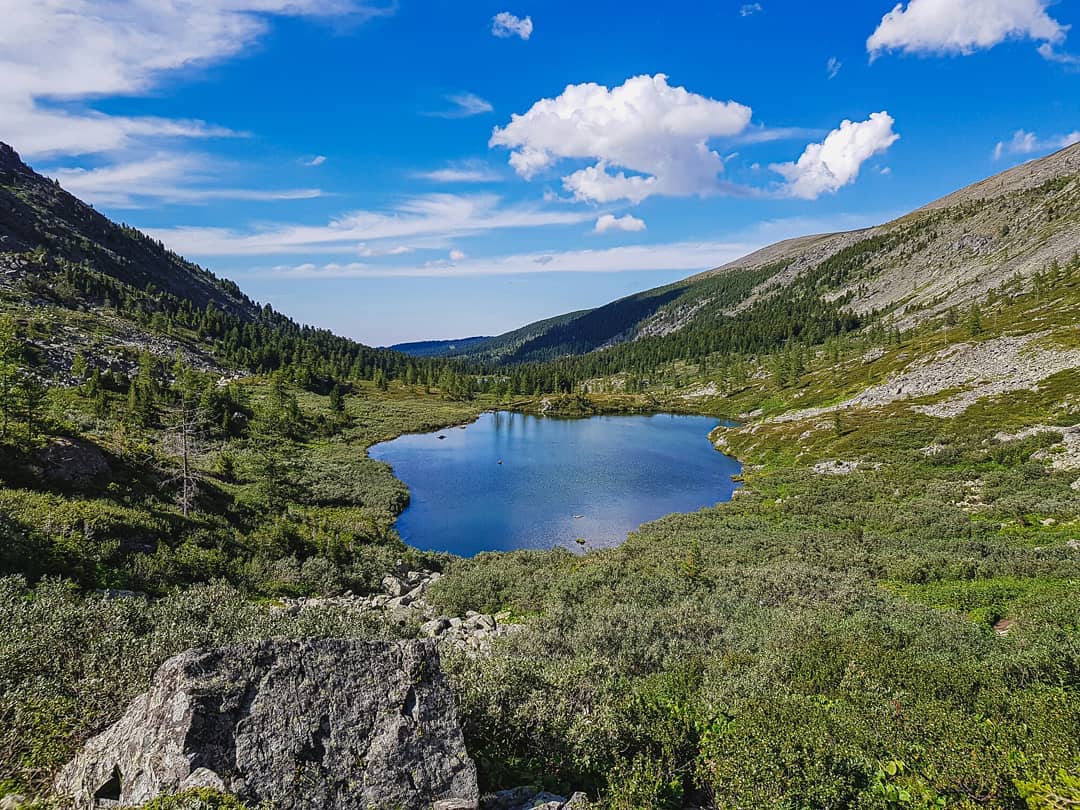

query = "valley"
[0,138,1078,810]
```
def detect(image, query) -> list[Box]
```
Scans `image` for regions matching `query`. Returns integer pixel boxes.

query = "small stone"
[180,768,226,793]
[421,618,452,637]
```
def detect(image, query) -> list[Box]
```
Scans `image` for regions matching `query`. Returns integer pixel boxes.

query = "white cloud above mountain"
[993,129,1080,159]
[771,112,899,199]
[490,74,753,204]
[867,0,1067,57]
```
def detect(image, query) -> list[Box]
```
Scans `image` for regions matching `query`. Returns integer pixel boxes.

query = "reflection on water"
[369,411,741,556]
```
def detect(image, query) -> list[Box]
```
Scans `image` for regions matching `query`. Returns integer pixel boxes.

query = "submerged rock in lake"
[55,639,477,810]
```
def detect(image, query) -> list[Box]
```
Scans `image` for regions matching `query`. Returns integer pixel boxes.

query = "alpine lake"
[369,411,741,556]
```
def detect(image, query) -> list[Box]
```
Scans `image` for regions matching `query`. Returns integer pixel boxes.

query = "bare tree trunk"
[168,389,203,517]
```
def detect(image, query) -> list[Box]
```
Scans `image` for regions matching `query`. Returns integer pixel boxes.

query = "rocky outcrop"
[771,331,1080,423]
[55,639,477,810]
[277,570,523,656]
[479,787,590,809]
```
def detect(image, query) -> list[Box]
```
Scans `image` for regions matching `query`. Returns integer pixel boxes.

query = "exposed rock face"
[55,639,478,810]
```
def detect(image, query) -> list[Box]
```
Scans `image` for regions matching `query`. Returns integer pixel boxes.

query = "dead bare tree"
[164,387,205,517]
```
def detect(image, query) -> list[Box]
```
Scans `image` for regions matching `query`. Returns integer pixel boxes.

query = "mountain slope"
[447,143,1079,366]
[0,143,255,317]
[0,142,441,387]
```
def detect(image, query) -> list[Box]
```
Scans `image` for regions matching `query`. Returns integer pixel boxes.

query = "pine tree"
[329,384,346,414]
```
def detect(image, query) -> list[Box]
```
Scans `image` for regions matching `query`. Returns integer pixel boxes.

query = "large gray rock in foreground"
[56,639,478,809]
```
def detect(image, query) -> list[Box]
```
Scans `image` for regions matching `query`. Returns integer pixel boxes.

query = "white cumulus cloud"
[304,155,327,167]
[489,74,753,204]
[826,57,842,79]
[993,129,1080,159]
[740,3,763,16]
[594,214,646,234]
[492,12,533,40]
[867,0,1067,57]
[449,249,467,262]
[771,112,899,199]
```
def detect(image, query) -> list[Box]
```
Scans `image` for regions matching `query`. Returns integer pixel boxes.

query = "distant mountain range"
[389,336,493,357]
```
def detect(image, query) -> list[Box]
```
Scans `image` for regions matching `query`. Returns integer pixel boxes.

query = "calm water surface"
[369,411,740,556]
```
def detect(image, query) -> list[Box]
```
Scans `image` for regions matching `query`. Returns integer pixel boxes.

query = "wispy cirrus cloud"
[1,1,387,212]
[267,240,757,278]
[426,92,494,119]
[1,1,391,159]
[236,210,896,280]
[413,160,502,183]
[148,193,594,256]
[49,154,323,208]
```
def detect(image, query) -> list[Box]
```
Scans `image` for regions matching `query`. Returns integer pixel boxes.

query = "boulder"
[32,437,111,489]
[55,639,477,810]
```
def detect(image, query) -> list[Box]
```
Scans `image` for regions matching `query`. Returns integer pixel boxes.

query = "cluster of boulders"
[420,610,518,653]
[276,568,522,655]
[478,786,589,809]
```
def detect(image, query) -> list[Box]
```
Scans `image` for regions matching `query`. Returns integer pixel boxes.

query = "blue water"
[369,411,740,556]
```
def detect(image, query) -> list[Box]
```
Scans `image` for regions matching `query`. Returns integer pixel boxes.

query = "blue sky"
[4,0,1078,345]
